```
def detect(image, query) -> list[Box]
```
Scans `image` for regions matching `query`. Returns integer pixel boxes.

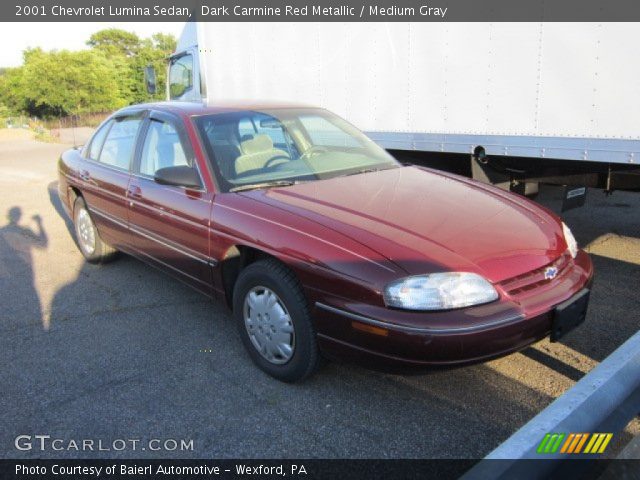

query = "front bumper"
[314,250,594,369]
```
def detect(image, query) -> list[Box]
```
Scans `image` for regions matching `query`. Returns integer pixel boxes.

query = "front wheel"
[233,258,320,382]
[73,196,118,263]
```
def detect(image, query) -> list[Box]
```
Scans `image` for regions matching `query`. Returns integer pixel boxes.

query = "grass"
[33,126,58,143]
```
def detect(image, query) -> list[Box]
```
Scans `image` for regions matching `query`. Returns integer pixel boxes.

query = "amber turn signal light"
[351,321,389,337]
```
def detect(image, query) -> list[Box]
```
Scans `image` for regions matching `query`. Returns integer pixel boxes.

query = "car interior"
[197,110,397,188]
[139,120,190,176]
[201,113,297,181]
[235,134,290,175]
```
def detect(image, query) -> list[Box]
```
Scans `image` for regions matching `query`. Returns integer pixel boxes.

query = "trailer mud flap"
[561,186,587,211]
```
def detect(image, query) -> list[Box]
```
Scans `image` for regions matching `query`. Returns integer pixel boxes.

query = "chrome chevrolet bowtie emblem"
[544,266,559,280]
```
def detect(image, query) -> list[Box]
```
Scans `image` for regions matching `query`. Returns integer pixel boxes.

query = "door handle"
[79,170,91,181]
[127,185,142,199]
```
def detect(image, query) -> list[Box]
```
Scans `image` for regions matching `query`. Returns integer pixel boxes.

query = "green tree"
[86,28,176,104]
[1,28,177,119]
[129,34,177,102]
[149,33,177,100]
[150,33,177,53]
[87,28,141,57]
[19,48,126,116]
[0,67,28,115]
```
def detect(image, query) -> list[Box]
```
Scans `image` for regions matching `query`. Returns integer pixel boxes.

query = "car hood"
[241,166,566,283]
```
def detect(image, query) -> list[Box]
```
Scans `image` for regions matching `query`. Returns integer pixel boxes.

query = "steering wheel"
[300,146,329,159]
[264,155,290,169]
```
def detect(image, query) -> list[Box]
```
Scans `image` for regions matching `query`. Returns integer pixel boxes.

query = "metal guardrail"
[463,330,640,479]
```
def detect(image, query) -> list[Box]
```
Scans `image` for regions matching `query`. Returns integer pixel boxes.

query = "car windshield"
[193,108,399,192]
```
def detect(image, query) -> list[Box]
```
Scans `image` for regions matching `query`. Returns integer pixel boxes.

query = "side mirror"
[154,166,201,189]
[144,66,157,95]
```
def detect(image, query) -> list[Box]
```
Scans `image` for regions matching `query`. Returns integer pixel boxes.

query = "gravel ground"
[0,137,638,459]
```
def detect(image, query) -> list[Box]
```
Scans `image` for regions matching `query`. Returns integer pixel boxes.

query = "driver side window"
[139,119,190,177]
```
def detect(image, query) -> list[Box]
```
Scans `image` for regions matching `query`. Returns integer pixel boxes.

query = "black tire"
[72,196,118,263]
[233,258,320,382]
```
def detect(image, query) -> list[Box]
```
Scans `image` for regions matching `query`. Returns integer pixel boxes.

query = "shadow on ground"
[0,171,635,459]
[16,181,561,459]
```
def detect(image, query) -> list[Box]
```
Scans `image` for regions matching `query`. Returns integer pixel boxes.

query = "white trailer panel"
[175,22,640,164]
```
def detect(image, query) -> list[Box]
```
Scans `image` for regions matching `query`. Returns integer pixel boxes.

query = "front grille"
[499,252,572,298]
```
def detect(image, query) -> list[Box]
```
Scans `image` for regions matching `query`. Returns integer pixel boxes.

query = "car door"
[79,113,144,249]
[127,110,214,293]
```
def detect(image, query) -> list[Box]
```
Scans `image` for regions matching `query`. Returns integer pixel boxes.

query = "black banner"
[5,0,640,22]
[2,459,640,480]
[6,460,473,480]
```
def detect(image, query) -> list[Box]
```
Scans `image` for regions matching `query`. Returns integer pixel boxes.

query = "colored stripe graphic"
[574,433,589,453]
[568,433,586,453]
[584,433,613,454]
[550,433,565,453]
[539,433,613,454]
[537,434,551,453]
[560,433,575,453]
[597,434,613,453]
[545,434,559,453]
[537,433,565,453]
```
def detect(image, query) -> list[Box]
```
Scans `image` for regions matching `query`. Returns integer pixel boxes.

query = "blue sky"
[0,22,185,67]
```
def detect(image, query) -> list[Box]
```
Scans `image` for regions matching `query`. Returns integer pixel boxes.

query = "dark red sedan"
[58,102,593,382]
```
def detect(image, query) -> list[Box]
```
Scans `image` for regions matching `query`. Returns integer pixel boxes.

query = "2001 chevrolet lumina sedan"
[58,102,593,382]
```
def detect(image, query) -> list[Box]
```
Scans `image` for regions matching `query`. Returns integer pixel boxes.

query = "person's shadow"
[0,207,48,329]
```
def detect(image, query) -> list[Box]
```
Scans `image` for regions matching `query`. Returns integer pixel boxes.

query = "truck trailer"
[148,21,640,201]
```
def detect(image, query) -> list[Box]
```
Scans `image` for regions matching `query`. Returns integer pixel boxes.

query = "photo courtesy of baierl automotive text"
[0,1,639,479]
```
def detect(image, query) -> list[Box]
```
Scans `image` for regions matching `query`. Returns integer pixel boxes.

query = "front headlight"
[383,272,499,311]
[562,222,578,258]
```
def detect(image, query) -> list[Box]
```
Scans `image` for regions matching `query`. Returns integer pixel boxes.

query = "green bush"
[0,104,8,127]
[2,29,176,120]
[19,48,127,116]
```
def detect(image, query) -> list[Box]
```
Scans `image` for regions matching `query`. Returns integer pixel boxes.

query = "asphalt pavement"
[0,136,638,459]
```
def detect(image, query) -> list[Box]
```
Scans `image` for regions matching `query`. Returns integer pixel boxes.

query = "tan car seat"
[235,134,289,175]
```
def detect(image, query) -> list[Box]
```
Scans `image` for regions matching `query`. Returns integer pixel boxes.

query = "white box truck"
[149,21,640,203]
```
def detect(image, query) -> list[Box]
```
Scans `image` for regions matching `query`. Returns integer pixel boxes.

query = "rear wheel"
[233,258,319,382]
[73,196,117,263]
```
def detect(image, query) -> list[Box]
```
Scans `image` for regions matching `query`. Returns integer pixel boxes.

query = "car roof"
[117,100,319,117]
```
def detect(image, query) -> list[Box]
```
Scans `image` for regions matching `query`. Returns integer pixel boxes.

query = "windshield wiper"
[230,180,299,193]
[344,166,399,177]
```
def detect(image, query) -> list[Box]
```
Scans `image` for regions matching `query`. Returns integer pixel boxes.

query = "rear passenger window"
[87,120,112,161]
[139,119,191,176]
[98,117,142,170]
